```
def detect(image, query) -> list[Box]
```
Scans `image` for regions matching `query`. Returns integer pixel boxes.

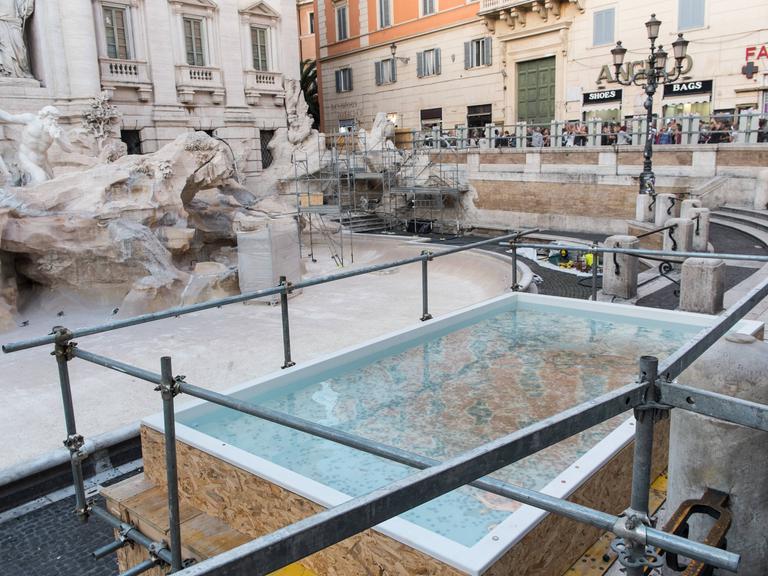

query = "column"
[60,0,101,100]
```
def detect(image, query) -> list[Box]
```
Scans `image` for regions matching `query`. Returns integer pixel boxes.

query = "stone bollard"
[654,193,680,226]
[755,168,768,210]
[635,194,654,223]
[679,257,725,314]
[663,218,693,253]
[689,207,711,252]
[666,334,768,574]
[680,198,702,220]
[602,235,639,299]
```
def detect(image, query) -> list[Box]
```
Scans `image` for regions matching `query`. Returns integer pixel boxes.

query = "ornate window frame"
[92,0,147,62]
[239,1,280,73]
[168,0,219,68]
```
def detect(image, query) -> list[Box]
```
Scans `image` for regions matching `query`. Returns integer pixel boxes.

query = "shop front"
[662,79,713,118]
[581,88,623,123]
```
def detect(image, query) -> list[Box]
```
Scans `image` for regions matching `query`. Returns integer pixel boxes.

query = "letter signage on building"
[663,80,713,97]
[746,45,768,61]
[596,55,693,85]
[582,89,623,105]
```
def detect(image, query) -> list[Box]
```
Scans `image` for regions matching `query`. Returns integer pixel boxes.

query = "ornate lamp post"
[611,15,689,196]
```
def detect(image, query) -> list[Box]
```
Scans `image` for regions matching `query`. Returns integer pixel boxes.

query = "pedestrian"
[758,118,768,143]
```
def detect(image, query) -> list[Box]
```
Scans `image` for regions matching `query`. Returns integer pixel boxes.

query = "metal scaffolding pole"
[160,356,183,572]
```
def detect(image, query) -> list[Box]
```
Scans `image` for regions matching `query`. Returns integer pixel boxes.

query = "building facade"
[0,0,300,180]
[317,0,768,133]
[297,0,317,61]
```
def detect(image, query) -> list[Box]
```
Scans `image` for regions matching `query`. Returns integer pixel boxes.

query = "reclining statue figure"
[0,105,72,185]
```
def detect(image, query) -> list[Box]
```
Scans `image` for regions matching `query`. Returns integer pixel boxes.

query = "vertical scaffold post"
[511,239,519,291]
[280,275,296,368]
[591,244,599,301]
[421,251,433,321]
[623,355,661,576]
[53,326,88,523]
[160,356,183,573]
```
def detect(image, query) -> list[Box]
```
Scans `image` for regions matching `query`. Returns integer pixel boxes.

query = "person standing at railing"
[758,119,768,143]
[575,124,588,146]
[618,125,632,145]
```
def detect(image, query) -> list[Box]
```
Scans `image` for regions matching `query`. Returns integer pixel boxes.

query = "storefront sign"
[582,89,623,105]
[663,79,713,97]
[596,55,694,85]
[746,45,768,61]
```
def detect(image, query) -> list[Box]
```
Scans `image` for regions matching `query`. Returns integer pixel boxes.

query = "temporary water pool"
[142,293,763,575]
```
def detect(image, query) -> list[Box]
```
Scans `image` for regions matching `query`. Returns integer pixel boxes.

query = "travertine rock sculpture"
[0,131,248,323]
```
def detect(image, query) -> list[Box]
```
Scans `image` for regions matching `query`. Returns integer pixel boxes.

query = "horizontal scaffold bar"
[1,230,538,354]
[72,348,162,385]
[660,381,768,431]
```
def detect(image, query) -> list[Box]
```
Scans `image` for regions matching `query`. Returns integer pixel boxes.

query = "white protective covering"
[237,218,302,304]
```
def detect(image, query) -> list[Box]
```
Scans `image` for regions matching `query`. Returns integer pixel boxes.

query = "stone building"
[316,0,768,132]
[0,0,300,182]
[297,0,317,61]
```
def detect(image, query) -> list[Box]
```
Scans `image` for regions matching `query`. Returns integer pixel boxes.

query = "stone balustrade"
[175,65,225,105]
[99,58,152,101]
[244,71,285,106]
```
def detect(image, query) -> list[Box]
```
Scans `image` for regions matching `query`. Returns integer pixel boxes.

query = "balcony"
[478,0,584,19]
[244,70,285,107]
[99,58,152,101]
[175,64,225,105]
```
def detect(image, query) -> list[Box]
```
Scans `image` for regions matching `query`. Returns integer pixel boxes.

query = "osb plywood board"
[141,426,465,576]
[141,420,668,576]
[484,419,670,576]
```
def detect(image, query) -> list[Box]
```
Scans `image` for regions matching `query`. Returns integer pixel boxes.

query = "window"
[120,130,142,155]
[103,5,130,59]
[308,11,315,34]
[464,37,492,69]
[183,16,206,66]
[251,26,269,71]
[679,0,705,30]
[421,0,436,16]
[339,119,356,133]
[335,68,353,92]
[593,8,615,46]
[375,58,396,85]
[260,130,275,169]
[335,3,348,41]
[420,108,442,130]
[467,104,492,128]
[378,0,391,28]
[417,48,441,77]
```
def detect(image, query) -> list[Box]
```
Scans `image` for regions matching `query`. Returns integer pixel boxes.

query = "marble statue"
[0,0,34,78]
[358,112,396,152]
[285,78,313,146]
[0,105,72,185]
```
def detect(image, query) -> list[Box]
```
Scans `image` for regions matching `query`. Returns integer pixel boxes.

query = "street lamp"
[389,43,410,64]
[610,15,689,196]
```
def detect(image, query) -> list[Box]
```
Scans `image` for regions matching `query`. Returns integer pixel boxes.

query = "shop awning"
[661,94,712,104]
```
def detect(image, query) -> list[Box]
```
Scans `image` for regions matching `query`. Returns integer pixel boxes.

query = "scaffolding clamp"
[421,249,434,261]
[612,509,664,569]
[64,433,85,453]
[50,326,77,360]
[156,374,184,398]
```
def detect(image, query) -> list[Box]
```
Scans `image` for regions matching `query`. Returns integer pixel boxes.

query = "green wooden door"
[516,57,556,125]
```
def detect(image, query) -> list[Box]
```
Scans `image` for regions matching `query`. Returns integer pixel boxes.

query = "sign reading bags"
[663,80,713,97]
[582,89,623,105]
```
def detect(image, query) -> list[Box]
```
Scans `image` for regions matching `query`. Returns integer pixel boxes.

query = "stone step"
[710,218,768,253]
[718,205,768,222]
[711,211,768,234]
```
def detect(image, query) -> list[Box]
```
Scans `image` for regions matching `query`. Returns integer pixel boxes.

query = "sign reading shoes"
[663,80,713,97]
[583,89,623,105]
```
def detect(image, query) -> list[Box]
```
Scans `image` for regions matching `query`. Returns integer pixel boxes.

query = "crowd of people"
[425,116,768,148]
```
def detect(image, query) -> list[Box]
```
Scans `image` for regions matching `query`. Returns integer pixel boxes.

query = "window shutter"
[416,52,424,78]
[434,48,441,75]
[348,69,353,91]
[335,70,341,92]
[375,61,382,86]
[390,59,397,83]
[483,38,492,66]
[464,41,471,69]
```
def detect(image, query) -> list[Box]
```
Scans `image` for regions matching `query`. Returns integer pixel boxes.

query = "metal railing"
[5,236,768,576]
[411,112,768,150]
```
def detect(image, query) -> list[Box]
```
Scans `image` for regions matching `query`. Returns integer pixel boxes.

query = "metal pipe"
[511,240,519,291]
[279,276,295,369]
[2,230,537,354]
[92,537,128,559]
[625,355,659,576]
[591,244,598,301]
[53,327,88,523]
[72,347,162,385]
[161,357,183,572]
[659,273,768,381]
[420,254,432,321]
[90,506,173,565]
[177,380,738,572]
[119,558,159,576]
[507,242,768,263]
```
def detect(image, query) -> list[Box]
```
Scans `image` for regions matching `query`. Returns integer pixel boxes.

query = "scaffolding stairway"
[331,212,388,233]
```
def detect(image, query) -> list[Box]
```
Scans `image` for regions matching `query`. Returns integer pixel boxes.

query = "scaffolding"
[289,128,470,262]
[4,235,768,576]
